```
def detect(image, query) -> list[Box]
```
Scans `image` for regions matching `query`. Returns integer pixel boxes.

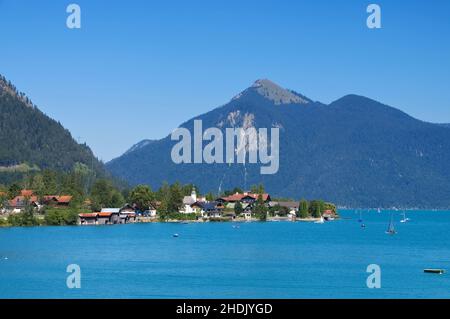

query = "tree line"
[1,167,336,226]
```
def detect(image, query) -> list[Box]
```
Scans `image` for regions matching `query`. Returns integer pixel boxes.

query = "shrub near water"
[7,206,41,226]
[0,218,8,227]
[159,212,198,221]
[44,208,79,226]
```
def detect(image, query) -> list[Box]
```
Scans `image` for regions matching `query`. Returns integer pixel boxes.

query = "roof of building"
[220,193,246,202]
[43,195,73,203]
[21,189,34,197]
[276,201,299,209]
[197,201,223,211]
[101,208,121,213]
[98,212,114,217]
[191,201,206,208]
[245,193,271,201]
[8,195,39,207]
[220,192,271,202]
[56,196,72,203]
[79,213,98,218]
[183,196,196,205]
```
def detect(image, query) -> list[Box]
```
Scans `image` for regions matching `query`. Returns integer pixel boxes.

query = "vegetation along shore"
[0,168,337,227]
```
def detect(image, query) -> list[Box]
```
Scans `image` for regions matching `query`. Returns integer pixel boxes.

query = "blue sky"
[1,0,449,161]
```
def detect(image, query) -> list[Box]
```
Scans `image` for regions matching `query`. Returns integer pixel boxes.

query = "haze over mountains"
[107,79,450,208]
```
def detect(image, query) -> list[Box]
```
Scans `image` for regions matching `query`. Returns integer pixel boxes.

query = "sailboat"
[314,216,325,224]
[400,211,410,223]
[357,210,366,227]
[358,210,363,223]
[377,208,381,214]
[386,213,397,235]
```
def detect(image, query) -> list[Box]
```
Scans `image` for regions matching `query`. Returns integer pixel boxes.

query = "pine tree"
[234,201,243,216]
[253,193,267,221]
[129,185,154,212]
[298,199,309,218]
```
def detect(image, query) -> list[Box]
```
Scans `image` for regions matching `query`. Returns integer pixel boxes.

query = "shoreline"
[139,216,326,223]
[0,215,329,227]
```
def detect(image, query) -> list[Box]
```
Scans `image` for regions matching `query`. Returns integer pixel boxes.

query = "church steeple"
[191,186,197,202]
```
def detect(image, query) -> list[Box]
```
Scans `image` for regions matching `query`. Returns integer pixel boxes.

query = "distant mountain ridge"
[107,79,450,208]
[124,139,157,155]
[0,74,105,183]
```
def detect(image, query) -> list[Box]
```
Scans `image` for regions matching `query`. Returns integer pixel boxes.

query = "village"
[0,187,337,226]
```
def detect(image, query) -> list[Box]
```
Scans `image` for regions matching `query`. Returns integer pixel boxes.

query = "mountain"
[124,139,157,155]
[0,74,105,183]
[107,79,450,208]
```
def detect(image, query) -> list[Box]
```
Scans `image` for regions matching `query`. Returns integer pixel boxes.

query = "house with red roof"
[43,195,73,207]
[97,211,120,225]
[79,206,133,225]
[78,213,99,225]
[6,195,41,213]
[218,192,271,204]
[214,192,272,218]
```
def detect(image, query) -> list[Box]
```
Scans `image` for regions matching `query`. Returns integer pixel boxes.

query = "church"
[180,187,205,214]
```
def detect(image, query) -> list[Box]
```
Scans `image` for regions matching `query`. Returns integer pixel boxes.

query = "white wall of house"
[182,204,196,214]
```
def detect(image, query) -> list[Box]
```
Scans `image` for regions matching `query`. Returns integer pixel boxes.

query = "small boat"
[314,216,325,224]
[424,269,445,274]
[357,210,363,223]
[386,213,397,235]
[377,208,381,214]
[361,223,366,228]
[173,233,179,238]
[400,211,410,223]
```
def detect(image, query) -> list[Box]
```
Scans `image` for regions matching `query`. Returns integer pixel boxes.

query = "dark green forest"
[0,74,105,185]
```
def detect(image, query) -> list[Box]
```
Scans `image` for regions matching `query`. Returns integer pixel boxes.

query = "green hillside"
[0,74,104,184]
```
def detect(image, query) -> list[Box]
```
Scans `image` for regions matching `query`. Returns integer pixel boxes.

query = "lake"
[1,210,449,298]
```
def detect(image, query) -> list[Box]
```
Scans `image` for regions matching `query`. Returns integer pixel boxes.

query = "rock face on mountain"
[0,75,105,183]
[107,79,450,208]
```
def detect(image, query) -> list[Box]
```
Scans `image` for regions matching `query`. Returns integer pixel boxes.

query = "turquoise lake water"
[0,210,449,299]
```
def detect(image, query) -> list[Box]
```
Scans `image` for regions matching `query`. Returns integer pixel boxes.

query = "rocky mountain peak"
[233,79,311,105]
